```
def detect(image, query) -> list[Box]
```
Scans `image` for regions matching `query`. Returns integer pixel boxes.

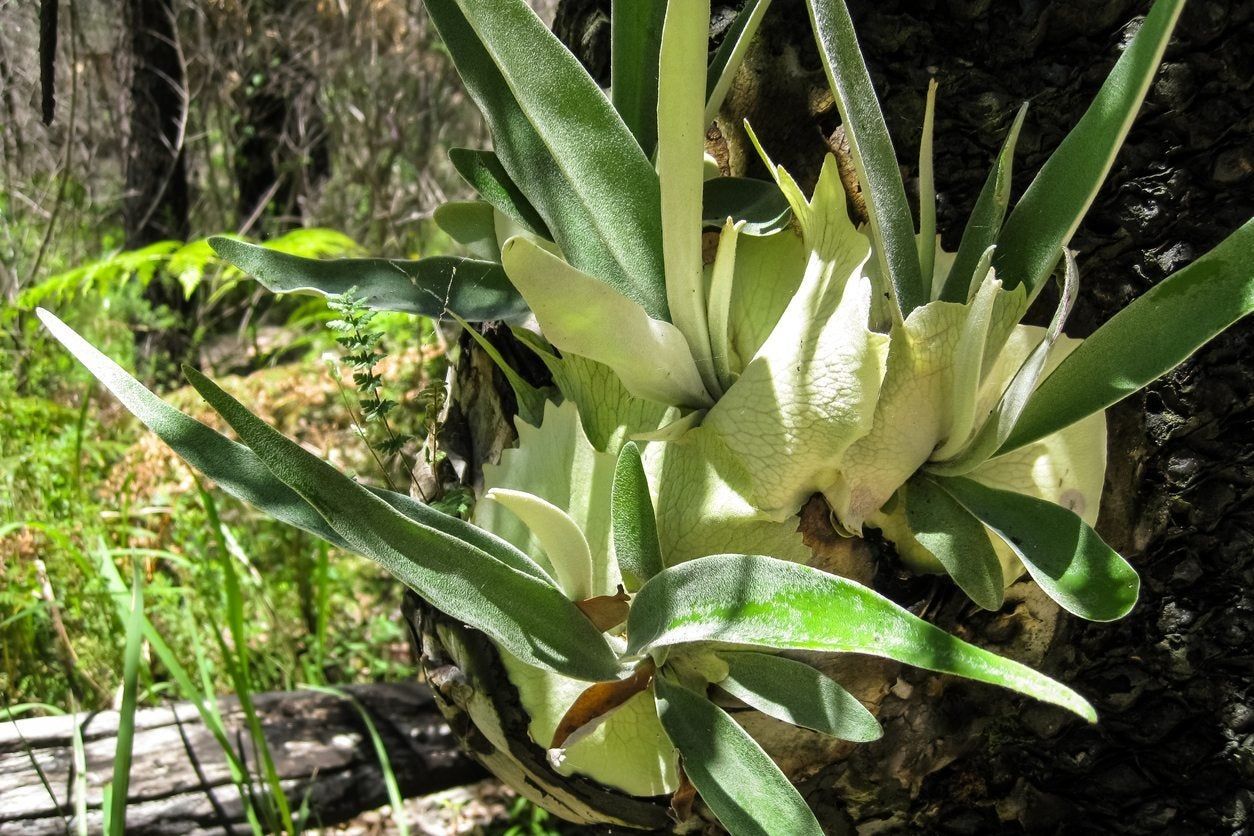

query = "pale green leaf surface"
[182,368,619,681]
[533,348,673,454]
[485,489,596,600]
[707,219,743,393]
[705,0,773,124]
[993,0,1184,299]
[938,477,1138,622]
[433,200,500,261]
[805,0,926,315]
[904,477,1005,611]
[726,226,807,366]
[703,162,889,518]
[931,270,1004,460]
[654,674,823,836]
[428,0,667,318]
[612,442,664,591]
[208,237,527,322]
[650,428,810,567]
[934,251,1078,473]
[476,400,621,595]
[1003,217,1254,453]
[940,104,1027,302]
[628,554,1095,720]
[448,147,550,236]
[659,0,718,397]
[501,236,711,409]
[502,648,677,796]
[825,274,1024,533]
[718,651,882,742]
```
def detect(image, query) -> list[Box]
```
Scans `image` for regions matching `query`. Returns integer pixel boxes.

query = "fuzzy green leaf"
[37,309,553,588]
[703,177,792,236]
[993,0,1184,298]
[611,0,668,157]
[628,554,1095,720]
[805,0,926,315]
[718,651,882,742]
[433,200,500,261]
[38,308,349,548]
[1003,217,1254,453]
[938,477,1139,622]
[611,442,664,591]
[208,237,527,323]
[653,674,823,836]
[939,103,1027,303]
[904,476,1005,611]
[448,148,549,237]
[427,0,667,319]
[182,366,620,681]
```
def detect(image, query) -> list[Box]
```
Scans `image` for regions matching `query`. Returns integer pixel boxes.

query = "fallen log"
[0,681,485,835]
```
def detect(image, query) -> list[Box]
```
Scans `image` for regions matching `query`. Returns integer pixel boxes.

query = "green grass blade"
[303,686,411,836]
[428,0,667,319]
[939,103,1027,302]
[654,674,823,836]
[448,148,550,237]
[905,476,1005,611]
[917,78,938,288]
[209,237,528,323]
[106,562,144,836]
[937,477,1140,622]
[611,0,668,156]
[992,0,1185,298]
[1001,218,1254,453]
[718,651,882,742]
[94,545,251,783]
[804,0,926,315]
[182,366,621,682]
[658,0,719,397]
[611,442,664,591]
[628,553,1095,720]
[705,0,774,124]
[200,486,295,833]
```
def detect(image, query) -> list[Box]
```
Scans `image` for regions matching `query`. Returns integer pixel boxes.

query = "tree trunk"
[234,0,331,235]
[125,0,194,376]
[0,682,484,835]
[433,0,1252,832]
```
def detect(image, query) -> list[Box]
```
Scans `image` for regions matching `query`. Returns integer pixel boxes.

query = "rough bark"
[0,682,484,835]
[461,0,1254,832]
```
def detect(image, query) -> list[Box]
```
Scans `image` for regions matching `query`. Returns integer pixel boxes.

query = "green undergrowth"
[0,297,436,712]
